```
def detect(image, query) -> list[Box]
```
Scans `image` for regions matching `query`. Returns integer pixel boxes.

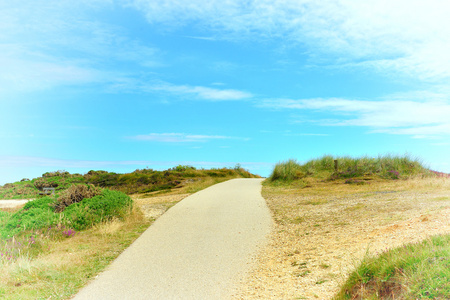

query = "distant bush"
[42,170,70,178]
[170,165,197,172]
[33,178,59,189]
[53,184,103,213]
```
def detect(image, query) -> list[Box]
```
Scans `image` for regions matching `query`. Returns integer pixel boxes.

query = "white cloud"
[146,82,253,101]
[129,0,450,82]
[262,95,450,138]
[0,1,161,94]
[129,133,247,142]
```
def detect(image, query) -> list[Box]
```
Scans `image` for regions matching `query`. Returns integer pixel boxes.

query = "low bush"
[2,197,58,238]
[53,184,102,212]
[0,189,132,238]
[63,190,132,230]
[33,178,59,189]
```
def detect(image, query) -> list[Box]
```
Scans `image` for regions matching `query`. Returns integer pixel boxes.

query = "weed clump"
[54,184,102,212]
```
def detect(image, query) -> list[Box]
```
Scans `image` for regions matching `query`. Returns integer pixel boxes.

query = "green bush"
[170,165,196,172]
[2,197,58,238]
[63,190,132,230]
[54,184,102,212]
[0,190,133,238]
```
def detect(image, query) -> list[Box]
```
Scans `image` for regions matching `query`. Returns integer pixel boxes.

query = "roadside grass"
[0,205,150,299]
[334,234,450,300]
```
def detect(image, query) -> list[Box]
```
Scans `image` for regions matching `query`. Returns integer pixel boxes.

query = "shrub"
[2,197,57,238]
[42,170,70,178]
[1,190,133,238]
[33,178,59,189]
[53,184,103,212]
[63,190,133,230]
[170,165,196,172]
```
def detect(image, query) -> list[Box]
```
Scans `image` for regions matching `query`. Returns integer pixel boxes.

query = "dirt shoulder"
[233,178,450,299]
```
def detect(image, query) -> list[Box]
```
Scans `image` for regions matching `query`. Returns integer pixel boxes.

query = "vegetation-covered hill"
[259,154,450,300]
[0,165,259,199]
[267,154,436,186]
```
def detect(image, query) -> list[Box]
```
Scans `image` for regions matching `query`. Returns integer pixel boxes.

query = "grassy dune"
[262,155,450,300]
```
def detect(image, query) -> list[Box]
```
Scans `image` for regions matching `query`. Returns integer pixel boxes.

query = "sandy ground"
[0,199,30,209]
[233,179,450,299]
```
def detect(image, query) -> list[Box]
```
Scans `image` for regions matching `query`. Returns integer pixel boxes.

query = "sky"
[1,0,450,184]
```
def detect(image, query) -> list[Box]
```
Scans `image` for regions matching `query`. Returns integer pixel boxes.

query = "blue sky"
[1,0,450,184]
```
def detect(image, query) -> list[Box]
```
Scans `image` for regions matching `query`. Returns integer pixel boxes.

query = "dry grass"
[233,177,450,300]
[0,206,151,299]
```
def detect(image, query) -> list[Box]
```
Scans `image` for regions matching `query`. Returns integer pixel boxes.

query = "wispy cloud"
[129,0,450,82]
[262,95,450,138]
[129,133,248,143]
[284,133,329,137]
[146,82,253,101]
[0,1,161,94]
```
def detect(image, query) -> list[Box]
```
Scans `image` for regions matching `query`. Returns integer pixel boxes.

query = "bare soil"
[0,199,30,210]
[233,178,450,299]
[130,193,190,220]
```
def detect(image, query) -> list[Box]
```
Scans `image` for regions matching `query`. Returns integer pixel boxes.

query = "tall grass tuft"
[334,234,450,299]
[269,159,304,182]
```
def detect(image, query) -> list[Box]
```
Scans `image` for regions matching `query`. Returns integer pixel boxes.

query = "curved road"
[73,178,272,300]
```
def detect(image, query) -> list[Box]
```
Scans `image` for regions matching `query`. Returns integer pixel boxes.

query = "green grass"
[268,154,430,184]
[0,207,151,299]
[334,234,450,299]
[0,189,132,239]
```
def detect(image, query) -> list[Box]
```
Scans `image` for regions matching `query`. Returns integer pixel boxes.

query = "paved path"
[73,178,272,300]
[0,199,30,209]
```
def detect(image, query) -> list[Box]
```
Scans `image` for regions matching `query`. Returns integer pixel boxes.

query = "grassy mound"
[334,234,450,299]
[268,155,431,184]
[0,187,132,239]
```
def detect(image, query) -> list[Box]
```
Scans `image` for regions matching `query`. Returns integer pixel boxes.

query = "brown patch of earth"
[130,193,190,220]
